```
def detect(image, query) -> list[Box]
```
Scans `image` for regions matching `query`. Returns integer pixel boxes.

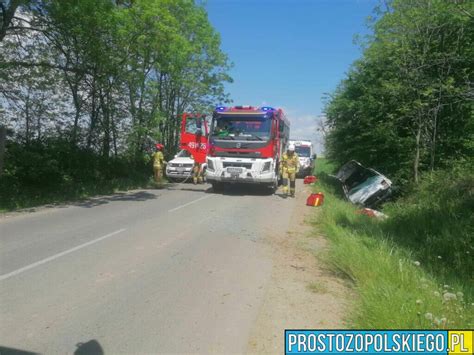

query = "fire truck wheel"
[268,180,278,194]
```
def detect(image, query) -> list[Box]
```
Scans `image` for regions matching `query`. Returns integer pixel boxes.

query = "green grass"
[310,159,473,329]
[307,281,328,294]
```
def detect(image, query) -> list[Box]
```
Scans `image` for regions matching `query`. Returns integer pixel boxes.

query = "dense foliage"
[0,0,231,208]
[0,137,151,210]
[320,1,473,327]
[324,0,473,186]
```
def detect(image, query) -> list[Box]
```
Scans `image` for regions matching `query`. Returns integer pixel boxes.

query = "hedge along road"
[0,182,312,353]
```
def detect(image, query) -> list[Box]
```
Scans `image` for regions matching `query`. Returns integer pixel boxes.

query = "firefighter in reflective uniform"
[192,161,204,184]
[280,144,300,197]
[153,144,166,183]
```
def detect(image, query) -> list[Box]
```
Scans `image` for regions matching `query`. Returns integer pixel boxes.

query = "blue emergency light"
[261,106,275,111]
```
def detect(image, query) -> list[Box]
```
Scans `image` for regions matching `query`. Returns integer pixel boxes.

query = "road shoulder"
[247,182,351,353]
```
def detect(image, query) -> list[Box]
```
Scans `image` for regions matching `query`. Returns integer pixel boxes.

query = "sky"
[205,0,379,153]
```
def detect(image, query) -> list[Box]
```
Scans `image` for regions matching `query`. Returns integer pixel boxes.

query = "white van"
[289,140,316,177]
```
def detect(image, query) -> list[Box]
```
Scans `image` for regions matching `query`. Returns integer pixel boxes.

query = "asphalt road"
[0,182,300,354]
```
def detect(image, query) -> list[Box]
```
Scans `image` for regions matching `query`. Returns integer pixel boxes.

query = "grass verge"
[311,159,473,329]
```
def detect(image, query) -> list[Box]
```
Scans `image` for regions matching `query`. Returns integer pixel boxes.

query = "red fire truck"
[205,105,290,192]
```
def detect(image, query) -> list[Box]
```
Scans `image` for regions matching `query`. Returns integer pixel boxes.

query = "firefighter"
[280,144,300,197]
[192,161,204,184]
[153,143,166,183]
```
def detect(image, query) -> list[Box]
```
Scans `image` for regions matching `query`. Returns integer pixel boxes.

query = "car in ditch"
[166,149,207,182]
[334,160,392,208]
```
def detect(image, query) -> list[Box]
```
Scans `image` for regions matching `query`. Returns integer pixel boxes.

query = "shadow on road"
[215,184,275,197]
[0,346,39,355]
[169,186,213,194]
[74,340,104,355]
[72,191,158,208]
[275,192,290,199]
[167,182,276,197]
[0,340,104,355]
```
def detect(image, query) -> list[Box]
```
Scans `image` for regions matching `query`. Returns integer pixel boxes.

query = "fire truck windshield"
[212,116,272,141]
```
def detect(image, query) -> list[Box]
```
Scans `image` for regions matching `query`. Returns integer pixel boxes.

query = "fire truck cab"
[206,106,290,192]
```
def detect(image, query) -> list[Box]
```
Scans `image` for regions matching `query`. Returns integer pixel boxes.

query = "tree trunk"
[37,112,41,142]
[70,80,82,146]
[87,77,97,149]
[430,90,442,172]
[0,0,24,42]
[25,94,30,145]
[72,107,80,145]
[100,90,110,158]
[0,125,6,177]
[414,120,422,184]
[112,117,118,157]
[430,112,438,172]
[109,89,118,157]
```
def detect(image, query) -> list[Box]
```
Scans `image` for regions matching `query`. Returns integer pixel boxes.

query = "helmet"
[288,144,295,152]
[155,143,164,150]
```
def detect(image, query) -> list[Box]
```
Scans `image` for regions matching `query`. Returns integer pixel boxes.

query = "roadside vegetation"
[0,138,154,211]
[324,0,473,187]
[0,0,231,211]
[312,159,473,329]
[317,0,473,329]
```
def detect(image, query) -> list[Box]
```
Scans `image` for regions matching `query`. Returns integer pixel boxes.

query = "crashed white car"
[166,149,207,182]
[334,160,392,208]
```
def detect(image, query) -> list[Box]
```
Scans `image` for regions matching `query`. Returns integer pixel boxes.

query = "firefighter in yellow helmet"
[153,143,167,183]
[280,144,300,197]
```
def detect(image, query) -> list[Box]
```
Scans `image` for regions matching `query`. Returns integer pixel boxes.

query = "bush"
[0,138,151,210]
[383,162,474,278]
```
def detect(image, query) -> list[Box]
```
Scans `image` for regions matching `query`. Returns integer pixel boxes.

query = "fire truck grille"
[223,162,253,169]
[214,151,262,158]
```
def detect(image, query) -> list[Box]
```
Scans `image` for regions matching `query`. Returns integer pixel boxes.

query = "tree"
[1,0,231,155]
[0,0,30,41]
[325,0,473,186]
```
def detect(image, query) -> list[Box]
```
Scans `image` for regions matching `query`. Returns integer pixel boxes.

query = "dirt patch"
[247,183,351,353]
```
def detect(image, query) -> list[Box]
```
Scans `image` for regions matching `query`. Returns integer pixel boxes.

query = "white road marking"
[0,228,126,281]
[168,195,212,212]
